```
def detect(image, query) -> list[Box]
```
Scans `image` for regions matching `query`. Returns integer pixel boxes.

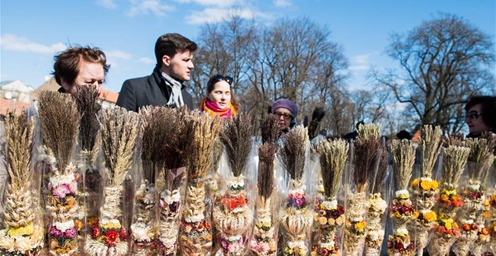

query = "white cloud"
[273,0,291,7]
[127,0,175,17]
[96,0,117,9]
[348,52,375,71]
[186,7,266,25]
[106,50,132,59]
[173,0,239,7]
[0,34,67,54]
[139,57,155,64]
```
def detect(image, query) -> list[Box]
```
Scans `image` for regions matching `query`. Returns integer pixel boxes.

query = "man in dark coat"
[116,33,197,111]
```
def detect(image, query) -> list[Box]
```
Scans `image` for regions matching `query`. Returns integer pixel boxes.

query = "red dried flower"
[104,229,120,246]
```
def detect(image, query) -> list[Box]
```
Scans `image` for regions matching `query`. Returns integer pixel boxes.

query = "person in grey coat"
[116,33,197,111]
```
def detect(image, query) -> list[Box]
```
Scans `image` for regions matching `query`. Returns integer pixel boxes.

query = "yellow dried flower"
[7,221,34,236]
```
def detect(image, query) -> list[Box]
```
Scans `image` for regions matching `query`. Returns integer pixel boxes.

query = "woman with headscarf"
[200,74,239,118]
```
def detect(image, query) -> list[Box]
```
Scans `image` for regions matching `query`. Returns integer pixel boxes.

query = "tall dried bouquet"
[213,113,255,255]
[344,123,379,256]
[278,125,314,256]
[37,91,81,255]
[179,110,222,255]
[155,107,194,256]
[452,134,495,255]
[0,111,44,255]
[73,85,103,249]
[85,106,141,256]
[312,139,348,256]
[249,114,279,256]
[428,138,470,256]
[386,139,416,255]
[408,125,442,255]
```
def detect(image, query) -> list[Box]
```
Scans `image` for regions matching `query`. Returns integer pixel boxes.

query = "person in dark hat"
[396,130,412,140]
[271,98,298,134]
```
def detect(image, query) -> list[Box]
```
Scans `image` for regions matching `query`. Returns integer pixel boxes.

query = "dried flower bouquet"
[0,111,44,256]
[37,91,81,255]
[386,139,416,255]
[84,107,140,256]
[179,111,222,255]
[213,113,255,255]
[409,125,442,255]
[312,139,348,256]
[428,141,470,256]
[278,126,315,256]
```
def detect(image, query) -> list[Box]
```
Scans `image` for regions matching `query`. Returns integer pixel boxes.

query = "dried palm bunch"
[260,114,280,145]
[258,142,276,199]
[161,107,195,169]
[189,110,222,185]
[418,125,443,177]
[389,139,416,191]
[353,123,382,193]
[98,106,141,186]
[219,113,253,177]
[315,139,348,199]
[279,126,309,181]
[74,85,101,155]
[441,144,470,191]
[37,90,80,172]
[465,134,496,188]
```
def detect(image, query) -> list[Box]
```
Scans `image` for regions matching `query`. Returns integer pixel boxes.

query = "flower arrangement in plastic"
[249,115,280,256]
[428,139,470,256]
[36,91,82,255]
[0,111,44,256]
[311,139,348,256]
[387,138,417,256]
[278,125,315,256]
[452,134,495,255]
[213,113,255,255]
[179,110,222,255]
[84,107,141,256]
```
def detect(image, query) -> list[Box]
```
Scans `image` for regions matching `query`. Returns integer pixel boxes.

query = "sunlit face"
[273,107,293,131]
[61,60,105,95]
[207,80,231,109]
[162,50,194,81]
[465,103,489,136]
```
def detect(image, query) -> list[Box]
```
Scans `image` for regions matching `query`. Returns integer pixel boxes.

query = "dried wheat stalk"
[418,125,443,177]
[37,90,80,172]
[98,106,140,186]
[315,139,348,199]
[219,113,253,177]
[465,135,496,182]
[441,145,470,190]
[389,139,416,191]
[279,126,309,181]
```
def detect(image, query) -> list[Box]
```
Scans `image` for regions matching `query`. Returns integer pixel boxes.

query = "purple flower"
[52,184,71,198]
[64,226,77,239]
[49,226,63,238]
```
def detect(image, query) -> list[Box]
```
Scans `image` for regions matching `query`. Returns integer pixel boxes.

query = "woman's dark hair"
[465,95,496,128]
[52,45,110,86]
[155,33,197,67]
[206,74,240,110]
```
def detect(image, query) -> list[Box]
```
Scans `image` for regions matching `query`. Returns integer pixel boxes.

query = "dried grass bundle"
[465,134,496,183]
[389,139,416,190]
[219,113,253,177]
[4,111,33,191]
[38,90,80,171]
[161,107,195,170]
[189,111,222,184]
[74,85,101,154]
[441,145,470,190]
[418,125,443,177]
[140,106,171,162]
[315,139,348,199]
[257,142,276,199]
[98,106,140,186]
[260,114,279,144]
[279,126,309,180]
[353,123,382,193]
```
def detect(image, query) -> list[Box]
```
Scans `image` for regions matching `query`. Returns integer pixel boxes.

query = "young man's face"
[61,60,105,95]
[162,50,194,81]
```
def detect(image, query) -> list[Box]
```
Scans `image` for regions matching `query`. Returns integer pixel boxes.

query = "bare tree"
[374,13,495,135]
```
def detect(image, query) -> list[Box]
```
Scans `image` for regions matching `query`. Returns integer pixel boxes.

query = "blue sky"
[1,0,495,94]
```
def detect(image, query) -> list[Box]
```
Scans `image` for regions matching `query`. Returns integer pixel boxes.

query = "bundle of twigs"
[38,91,82,255]
[85,106,140,256]
[0,111,44,255]
[250,114,279,255]
[74,85,101,155]
[180,111,222,255]
[313,139,348,255]
[213,113,254,255]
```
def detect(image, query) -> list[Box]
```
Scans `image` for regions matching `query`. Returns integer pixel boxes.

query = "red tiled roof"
[0,98,32,116]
